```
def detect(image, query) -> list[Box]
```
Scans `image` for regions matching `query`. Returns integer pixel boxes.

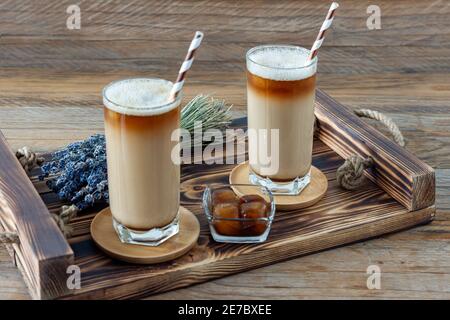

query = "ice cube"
[212,202,241,236]
[240,201,268,219]
[240,200,269,236]
[212,188,238,206]
[240,194,266,204]
[213,202,239,218]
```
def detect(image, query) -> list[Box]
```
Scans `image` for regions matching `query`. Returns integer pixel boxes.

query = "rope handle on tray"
[0,205,78,245]
[335,109,405,190]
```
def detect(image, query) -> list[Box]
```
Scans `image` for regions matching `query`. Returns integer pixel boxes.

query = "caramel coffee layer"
[247,71,316,100]
[104,106,180,133]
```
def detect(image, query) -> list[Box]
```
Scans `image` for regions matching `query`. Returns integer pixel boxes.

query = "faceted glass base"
[112,212,179,247]
[249,169,311,196]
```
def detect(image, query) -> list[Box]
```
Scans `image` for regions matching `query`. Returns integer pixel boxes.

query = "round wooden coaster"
[229,162,328,211]
[90,206,200,264]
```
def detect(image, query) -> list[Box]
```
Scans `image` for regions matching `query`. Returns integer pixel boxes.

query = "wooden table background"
[1,0,449,299]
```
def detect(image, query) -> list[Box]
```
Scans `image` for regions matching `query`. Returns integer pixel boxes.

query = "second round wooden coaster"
[229,162,328,211]
[90,206,200,264]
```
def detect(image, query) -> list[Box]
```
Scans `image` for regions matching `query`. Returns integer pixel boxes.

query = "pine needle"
[181,95,233,134]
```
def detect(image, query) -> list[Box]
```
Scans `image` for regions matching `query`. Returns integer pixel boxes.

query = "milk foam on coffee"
[103,78,178,116]
[246,46,317,181]
[247,46,317,81]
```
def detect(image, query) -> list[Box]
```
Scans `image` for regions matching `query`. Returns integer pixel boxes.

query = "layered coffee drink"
[246,45,317,195]
[103,78,181,246]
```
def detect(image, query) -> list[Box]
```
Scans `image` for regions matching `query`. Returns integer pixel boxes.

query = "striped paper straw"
[306,2,339,64]
[169,31,204,101]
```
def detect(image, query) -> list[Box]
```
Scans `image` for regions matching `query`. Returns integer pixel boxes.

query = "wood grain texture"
[316,90,435,211]
[0,0,448,300]
[0,132,74,299]
[5,116,431,299]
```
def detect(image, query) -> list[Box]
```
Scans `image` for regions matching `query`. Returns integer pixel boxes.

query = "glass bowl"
[202,184,275,243]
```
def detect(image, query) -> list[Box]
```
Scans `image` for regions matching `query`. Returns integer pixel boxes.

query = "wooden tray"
[0,90,435,300]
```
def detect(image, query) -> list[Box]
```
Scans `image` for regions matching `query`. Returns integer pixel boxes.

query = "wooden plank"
[0,70,448,171]
[1,39,449,74]
[0,132,74,299]
[315,90,435,212]
[1,0,449,46]
[0,247,30,300]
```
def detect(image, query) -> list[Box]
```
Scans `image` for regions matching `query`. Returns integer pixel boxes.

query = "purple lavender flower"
[40,134,109,210]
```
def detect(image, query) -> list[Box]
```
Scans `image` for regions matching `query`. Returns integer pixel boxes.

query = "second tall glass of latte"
[246,45,317,195]
[103,78,181,246]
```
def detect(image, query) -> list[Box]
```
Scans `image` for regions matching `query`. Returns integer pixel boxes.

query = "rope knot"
[336,155,374,190]
[51,205,78,238]
[16,146,45,172]
[0,232,20,244]
[1,205,78,246]
[316,108,405,190]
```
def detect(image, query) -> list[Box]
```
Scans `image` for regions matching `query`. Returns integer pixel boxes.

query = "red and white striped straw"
[306,2,339,64]
[169,31,204,101]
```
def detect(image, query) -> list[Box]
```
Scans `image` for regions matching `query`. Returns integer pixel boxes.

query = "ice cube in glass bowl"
[202,184,275,243]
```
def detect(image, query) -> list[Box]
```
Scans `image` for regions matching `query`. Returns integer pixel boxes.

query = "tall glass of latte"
[103,78,181,246]
[246,45,317,195]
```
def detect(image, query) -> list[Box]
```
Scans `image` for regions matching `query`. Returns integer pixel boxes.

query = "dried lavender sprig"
[40,134,108,210]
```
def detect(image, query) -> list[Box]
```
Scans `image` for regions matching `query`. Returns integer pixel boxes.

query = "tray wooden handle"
[0,132,73,299]
[315,89,435,212]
